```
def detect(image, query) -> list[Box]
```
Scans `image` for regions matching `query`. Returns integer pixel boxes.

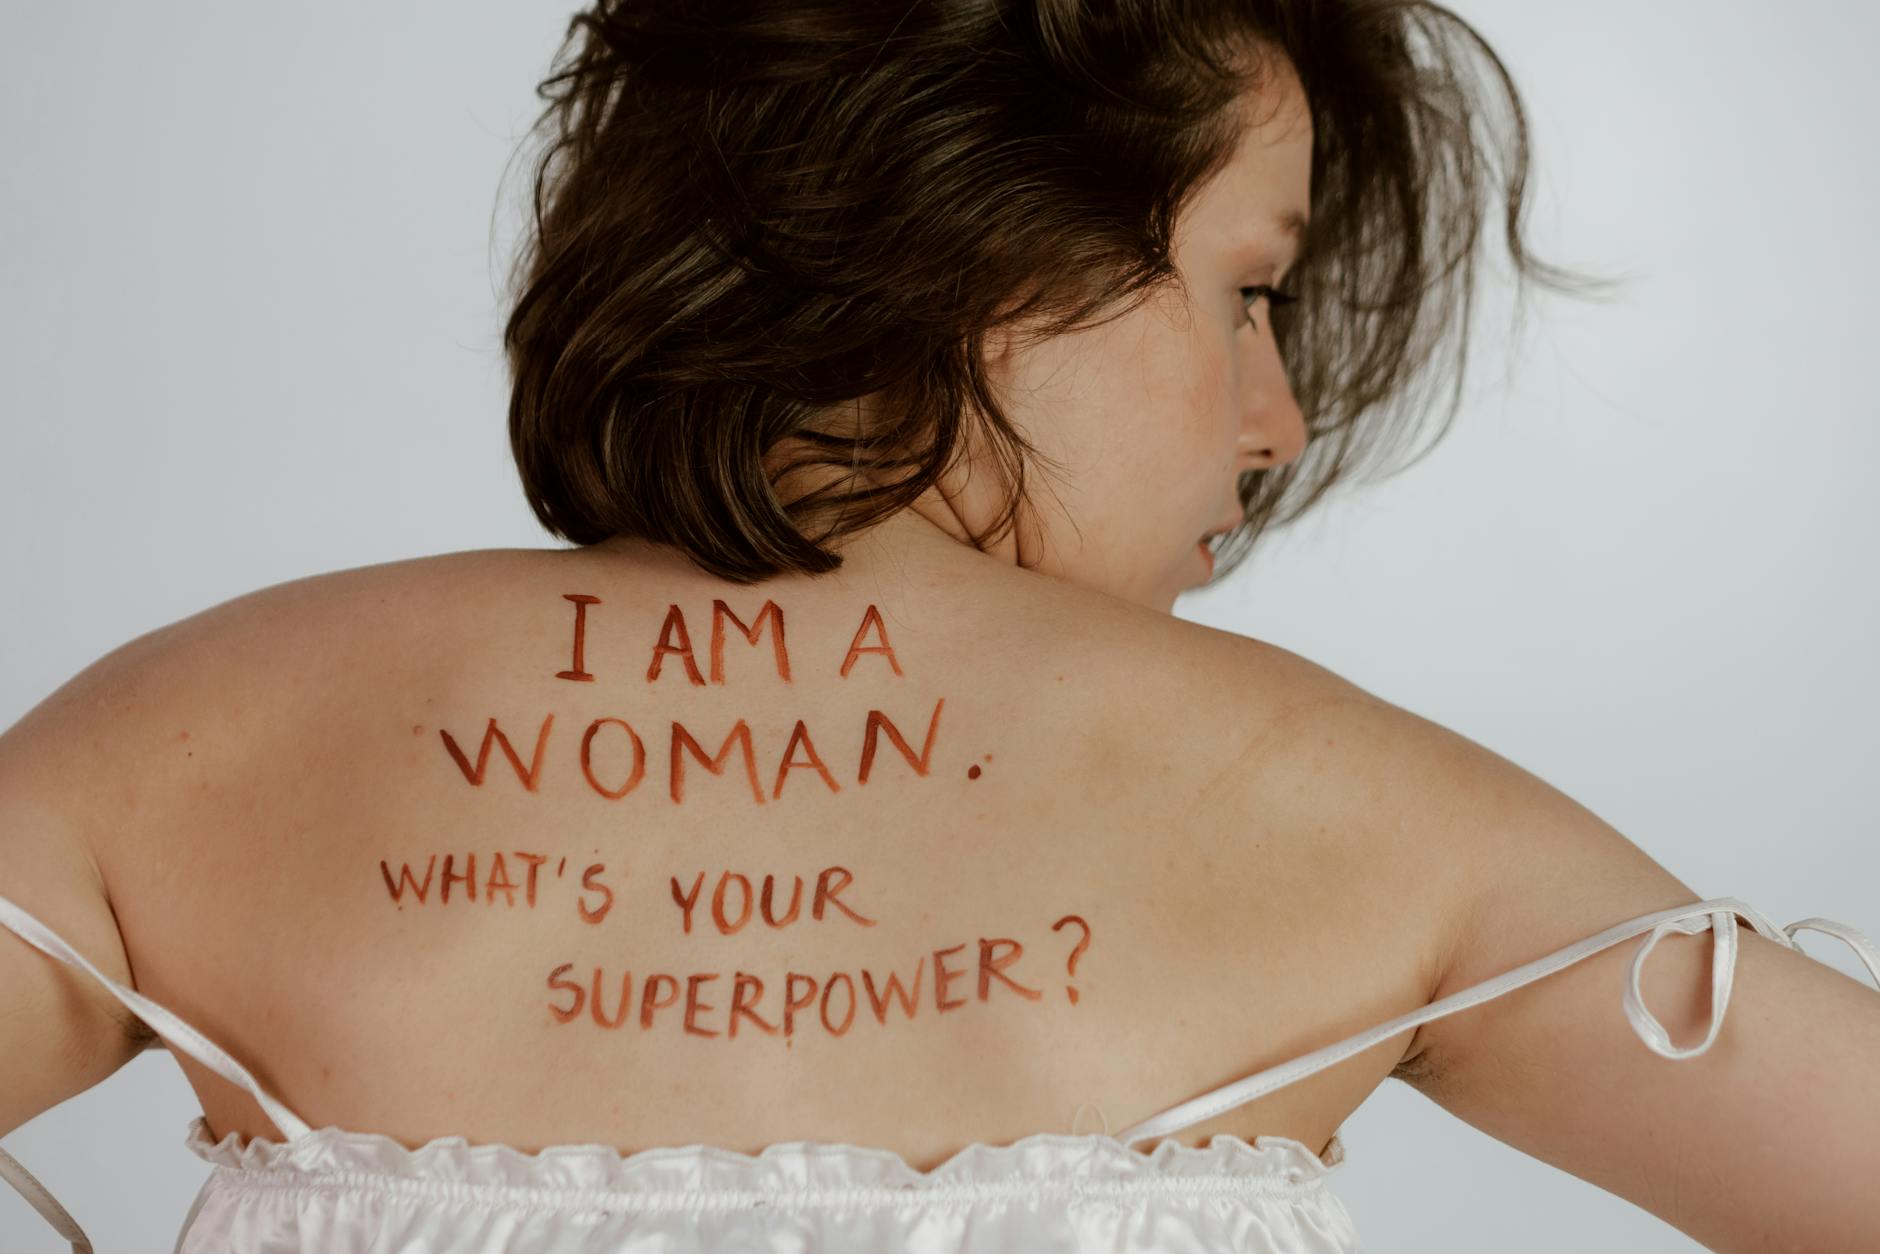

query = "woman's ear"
[977,308,1021,374]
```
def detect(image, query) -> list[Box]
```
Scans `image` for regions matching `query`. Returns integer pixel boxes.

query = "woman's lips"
[1194,514,1236,582]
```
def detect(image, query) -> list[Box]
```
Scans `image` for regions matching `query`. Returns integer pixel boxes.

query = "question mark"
[1051,914,1091,1005]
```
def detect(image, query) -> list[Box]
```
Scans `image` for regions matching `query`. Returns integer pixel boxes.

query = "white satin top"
[2,893,1875,1254]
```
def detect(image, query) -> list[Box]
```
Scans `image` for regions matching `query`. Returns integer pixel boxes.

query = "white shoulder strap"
[1116,895,1880,1148]
[0,1145,92,1254]
[0,892,312,1140]
[0,891,316,1252]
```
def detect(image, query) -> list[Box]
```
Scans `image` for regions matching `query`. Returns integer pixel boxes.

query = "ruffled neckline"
[184,1116,1346,1195]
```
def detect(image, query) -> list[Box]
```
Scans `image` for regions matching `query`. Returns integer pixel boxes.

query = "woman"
[2,1,1876,1251]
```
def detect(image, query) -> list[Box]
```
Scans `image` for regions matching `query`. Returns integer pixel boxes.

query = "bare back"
[40,534,1448,1171]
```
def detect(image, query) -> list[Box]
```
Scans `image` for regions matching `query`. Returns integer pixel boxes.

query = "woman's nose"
[1238,342,1309,471]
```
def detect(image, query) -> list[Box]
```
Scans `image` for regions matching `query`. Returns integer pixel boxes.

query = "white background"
[3,2,1876,1250]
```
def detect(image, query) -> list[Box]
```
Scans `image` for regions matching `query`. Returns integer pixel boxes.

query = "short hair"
[501,0,1607,583]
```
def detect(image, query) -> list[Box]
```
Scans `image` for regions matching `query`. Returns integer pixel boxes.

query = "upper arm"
[1251,652,1880,1252]
[0,630,173,1139]
[0,560,458,1142]
[1414,913,1880,1252]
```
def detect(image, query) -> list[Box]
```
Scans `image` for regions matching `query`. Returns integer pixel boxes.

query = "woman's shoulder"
[0,549,542,874]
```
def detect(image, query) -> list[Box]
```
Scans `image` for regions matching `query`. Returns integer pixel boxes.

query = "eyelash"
[1239,284,1300,330]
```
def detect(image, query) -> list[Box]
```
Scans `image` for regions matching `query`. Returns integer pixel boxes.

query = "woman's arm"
[1258,657,1880,1252]
[0,635,167,1139]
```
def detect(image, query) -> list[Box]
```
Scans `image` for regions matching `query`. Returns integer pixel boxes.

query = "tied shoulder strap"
[1116,895,1880,1149]
[0,891,315,1254]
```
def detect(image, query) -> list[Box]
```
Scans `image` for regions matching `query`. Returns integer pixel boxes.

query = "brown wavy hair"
[501,0,1611,584]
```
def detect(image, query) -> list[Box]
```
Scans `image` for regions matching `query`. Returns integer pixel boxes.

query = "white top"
[1,892,1874,1254]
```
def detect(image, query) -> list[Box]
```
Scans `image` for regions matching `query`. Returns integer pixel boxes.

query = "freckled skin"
[398,594,1101,1060]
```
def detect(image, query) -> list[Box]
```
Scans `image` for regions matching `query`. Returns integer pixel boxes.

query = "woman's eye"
[1239,284,1300,330]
